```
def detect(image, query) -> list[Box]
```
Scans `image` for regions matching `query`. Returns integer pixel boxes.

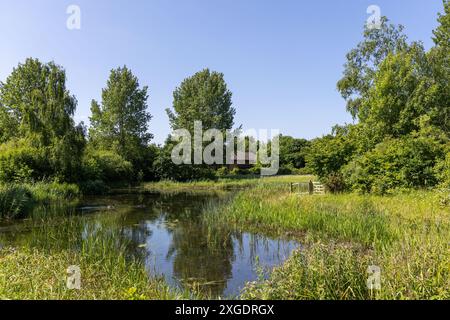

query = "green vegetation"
[308,3,450,193]
[209,184,450,300]
[0,0,448,302]
[0,182,79,219]
[143,175,313,192]
[0,216,189,300]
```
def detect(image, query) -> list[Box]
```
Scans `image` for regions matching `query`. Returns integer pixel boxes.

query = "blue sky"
[0,0,444,144]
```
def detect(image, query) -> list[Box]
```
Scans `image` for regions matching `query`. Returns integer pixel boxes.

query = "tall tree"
[0,58,85,181]
[0,58,78,145]
[89,66,152,167]
[337,17,408,119]
[166,69,235,133]
[433,0,450,47]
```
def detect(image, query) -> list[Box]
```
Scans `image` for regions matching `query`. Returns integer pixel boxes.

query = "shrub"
[435,152,450,188]
[229,167,241,176]
[323,173,346,193]
[83,150,133,183]
[343,136,445,194]
[0,140,47,183]
[216,166,229,177]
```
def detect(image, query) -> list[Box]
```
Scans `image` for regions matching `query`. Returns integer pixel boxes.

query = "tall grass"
[0,184,32,219]
[142,175,315,193]
[206,185,396,248]
[0,214,192,300]
[0,182,80,219]
[204,185,450,300]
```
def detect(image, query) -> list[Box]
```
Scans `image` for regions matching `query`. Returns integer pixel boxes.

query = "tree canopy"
[166,69,235,133]
[89,66,153,170]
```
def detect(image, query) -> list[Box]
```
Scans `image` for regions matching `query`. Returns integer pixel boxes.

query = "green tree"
[306,125,356,180]
[279,135,309,170]
[166,69,235,133]
[433,0,450,47]
[89,66,153,172]
[0,58,85,182]
[337,17,408,119]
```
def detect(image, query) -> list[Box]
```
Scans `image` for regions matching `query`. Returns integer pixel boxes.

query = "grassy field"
[207,183,450,300]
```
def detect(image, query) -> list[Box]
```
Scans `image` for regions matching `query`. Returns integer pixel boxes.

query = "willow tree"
[0,58,85,181]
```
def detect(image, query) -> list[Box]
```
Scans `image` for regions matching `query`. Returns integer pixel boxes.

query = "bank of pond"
[0,177,449,300]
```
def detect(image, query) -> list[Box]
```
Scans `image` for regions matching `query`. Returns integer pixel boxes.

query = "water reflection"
[0,192,297,297]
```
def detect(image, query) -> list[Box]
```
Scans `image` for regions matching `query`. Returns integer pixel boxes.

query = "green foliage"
[0,182,79,219]
[82,149,134,183]
[343,134,446,194]
[435,151,450,188]
[0,140,43,182]
[0,184,32,219]
[153,140,217,182]
[0,58,85,182]
[166,69,235,133]
[279,135,310,170]
[337,17,408,119]
[309,7,450,193]
[306,126,356,180]
[89,66,152,173]
[433,0,450,47]
[216,166,229,177]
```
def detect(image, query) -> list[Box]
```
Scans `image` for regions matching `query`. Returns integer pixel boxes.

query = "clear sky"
[0,0,445,144]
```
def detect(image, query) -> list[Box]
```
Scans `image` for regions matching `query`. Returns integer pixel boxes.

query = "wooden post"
[290,183,293,193]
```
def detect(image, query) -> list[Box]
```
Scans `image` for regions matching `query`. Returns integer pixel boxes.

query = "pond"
[0,191,298,297]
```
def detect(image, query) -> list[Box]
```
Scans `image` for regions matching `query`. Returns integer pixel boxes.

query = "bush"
[0,140,47,183]
[343,136,445,194]
[83,150,133,183]
[229,167,241,176]
[323,173,346,193]
[216,166,229,177]
[435,152,450,188]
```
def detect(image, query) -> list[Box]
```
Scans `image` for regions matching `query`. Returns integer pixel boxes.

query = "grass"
[3,175,447,300]
[142,175,315,192]
[0,214,192,300]
[209,185,450,300]
[0,182,80,219]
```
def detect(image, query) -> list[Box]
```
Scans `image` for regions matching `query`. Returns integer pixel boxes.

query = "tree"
[278,135,309,169]
[433,0,450,47]
[337,17,408,119]
[0,58,85,182]
[89,66,152,172]
[306,125,356,180]
[166,69,235,133]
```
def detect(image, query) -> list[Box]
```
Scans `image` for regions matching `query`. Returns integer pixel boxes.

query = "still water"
[0,192,297,297]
